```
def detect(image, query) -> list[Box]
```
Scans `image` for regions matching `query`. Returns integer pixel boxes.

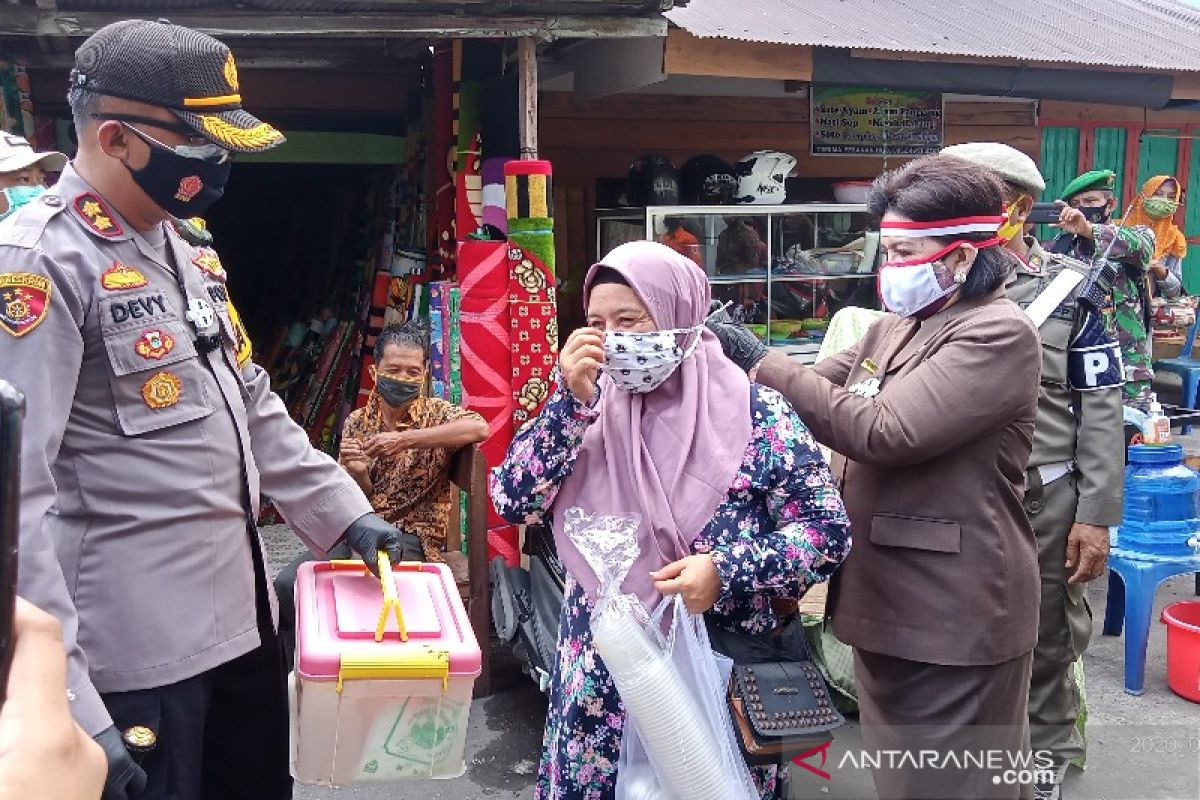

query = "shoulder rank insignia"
[73,193,123,238]
[0,272,52,337]
[193,249,226,282]
[141,371,182,409]
[135,329,175,360]
[100,262,149,291]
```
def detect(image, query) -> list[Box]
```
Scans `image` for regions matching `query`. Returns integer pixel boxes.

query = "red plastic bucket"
[1161,601,1200,703]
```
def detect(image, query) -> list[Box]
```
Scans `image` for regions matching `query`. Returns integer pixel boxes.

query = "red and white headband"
[879,215,1005,238]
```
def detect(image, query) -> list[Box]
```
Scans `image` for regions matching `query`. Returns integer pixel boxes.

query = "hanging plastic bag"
[563,508,758,800]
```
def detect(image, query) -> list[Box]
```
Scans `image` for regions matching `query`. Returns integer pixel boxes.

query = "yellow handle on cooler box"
[328,551,413,642]
[374,550,407,643]
[330,552,451,693]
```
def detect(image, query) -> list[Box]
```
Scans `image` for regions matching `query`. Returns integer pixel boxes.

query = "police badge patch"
[1068,309,1123,392]
[0,272,52,337]
[134,329,175,360]
[193,249,226,282]
[141,371,182,409]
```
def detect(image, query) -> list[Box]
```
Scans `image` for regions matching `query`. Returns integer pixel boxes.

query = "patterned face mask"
[878,242,964,318]
[1142,196,1179,220]
[602,325,703,393]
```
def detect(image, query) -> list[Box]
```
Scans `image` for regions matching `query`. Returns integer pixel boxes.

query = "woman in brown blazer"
[712,155,1042,799]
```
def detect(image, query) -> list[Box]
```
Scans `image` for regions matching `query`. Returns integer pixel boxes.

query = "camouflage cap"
[71,19,285,153]
[1061,169,1115,201]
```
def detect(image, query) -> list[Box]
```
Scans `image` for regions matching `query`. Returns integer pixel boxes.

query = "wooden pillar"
[517,37,538,160]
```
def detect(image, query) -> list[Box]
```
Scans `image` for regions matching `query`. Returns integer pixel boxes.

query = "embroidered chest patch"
[193,249,226,281]
[135,329,175,360]
[100,263,149,291]
[141,371,182,409]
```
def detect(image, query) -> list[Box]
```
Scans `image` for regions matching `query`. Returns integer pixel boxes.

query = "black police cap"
[71,19,285,153]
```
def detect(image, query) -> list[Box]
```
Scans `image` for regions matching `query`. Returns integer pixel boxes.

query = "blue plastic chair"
[1154,316,1200,432]
[1102,547,1200,694]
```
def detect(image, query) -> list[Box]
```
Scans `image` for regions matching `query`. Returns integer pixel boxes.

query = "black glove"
[705,303,768,374]
[344,513,424,575]
[96,726,148,800]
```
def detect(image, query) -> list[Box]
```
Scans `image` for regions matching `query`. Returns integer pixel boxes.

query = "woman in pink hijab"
[490,241,851,800]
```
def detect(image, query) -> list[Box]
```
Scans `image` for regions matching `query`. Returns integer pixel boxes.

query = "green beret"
[1061,169,1115,201]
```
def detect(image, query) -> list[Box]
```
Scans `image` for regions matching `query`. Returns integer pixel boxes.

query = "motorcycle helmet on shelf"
[626,154,680,207]
[679,154,738,205]
[733,149,797,205]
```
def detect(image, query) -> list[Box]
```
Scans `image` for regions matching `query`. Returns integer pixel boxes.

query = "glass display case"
[596,205,880,359]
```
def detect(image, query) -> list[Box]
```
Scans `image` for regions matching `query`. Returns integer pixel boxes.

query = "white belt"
[1037,460,1076,486]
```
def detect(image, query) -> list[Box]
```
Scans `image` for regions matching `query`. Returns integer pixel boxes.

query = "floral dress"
[490,382,852,800]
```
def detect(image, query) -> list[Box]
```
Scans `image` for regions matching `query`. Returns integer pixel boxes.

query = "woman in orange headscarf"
[1126,175,1188,288]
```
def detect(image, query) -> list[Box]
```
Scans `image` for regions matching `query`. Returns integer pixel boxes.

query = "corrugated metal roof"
[51,0,678,13]
[666,0,1200,72]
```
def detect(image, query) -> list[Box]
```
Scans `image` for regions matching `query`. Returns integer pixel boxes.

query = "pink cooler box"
[290,560,480,784]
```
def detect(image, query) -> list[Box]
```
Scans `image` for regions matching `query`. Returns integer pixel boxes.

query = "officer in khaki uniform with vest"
[0,20,423,800]
[943,144,1124,800]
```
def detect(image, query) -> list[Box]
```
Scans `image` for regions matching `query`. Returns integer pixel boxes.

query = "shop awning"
[4,0,675,40]
[666,0,1200,73]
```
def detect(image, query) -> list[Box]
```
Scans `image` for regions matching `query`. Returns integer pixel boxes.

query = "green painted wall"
[1038,126,1080,239]
[1136,131,1179,197]
[1185,142,1200,294]
[1093,127,1127,205]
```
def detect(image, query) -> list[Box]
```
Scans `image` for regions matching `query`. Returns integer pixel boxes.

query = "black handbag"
[707,616,845,767]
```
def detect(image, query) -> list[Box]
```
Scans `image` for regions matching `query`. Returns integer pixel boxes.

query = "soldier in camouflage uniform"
[1049,170,1180,411]
[944,145,1125,800]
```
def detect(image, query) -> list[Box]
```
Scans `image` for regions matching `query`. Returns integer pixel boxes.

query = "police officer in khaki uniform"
[0,20,421,800]
[943,144,1124,800]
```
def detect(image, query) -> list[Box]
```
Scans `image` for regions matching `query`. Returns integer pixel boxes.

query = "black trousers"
[102,539,291,800]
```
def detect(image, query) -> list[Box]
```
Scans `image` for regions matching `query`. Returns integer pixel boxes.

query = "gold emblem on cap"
[199,115,283,150]
[224,53,240,92]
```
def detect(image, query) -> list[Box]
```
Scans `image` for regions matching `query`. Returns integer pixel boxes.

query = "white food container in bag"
[290,555,480,784]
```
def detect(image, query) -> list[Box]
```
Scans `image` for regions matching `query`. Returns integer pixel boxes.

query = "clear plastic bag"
[563,508,759,800]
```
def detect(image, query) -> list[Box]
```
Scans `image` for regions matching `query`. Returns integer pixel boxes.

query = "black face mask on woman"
[123,124,232,217]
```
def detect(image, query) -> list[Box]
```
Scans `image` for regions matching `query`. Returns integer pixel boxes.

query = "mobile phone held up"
[1029,201,1108,226]
[1027,202,1065,226]
[0,381,25,706]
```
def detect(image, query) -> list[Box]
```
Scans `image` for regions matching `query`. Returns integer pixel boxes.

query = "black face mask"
[376,377,422,407]
[125,139,231,218]
[1077,205,1110,223]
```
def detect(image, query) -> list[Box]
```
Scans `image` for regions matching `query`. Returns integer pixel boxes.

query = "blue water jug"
[1118,444,1200,556]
